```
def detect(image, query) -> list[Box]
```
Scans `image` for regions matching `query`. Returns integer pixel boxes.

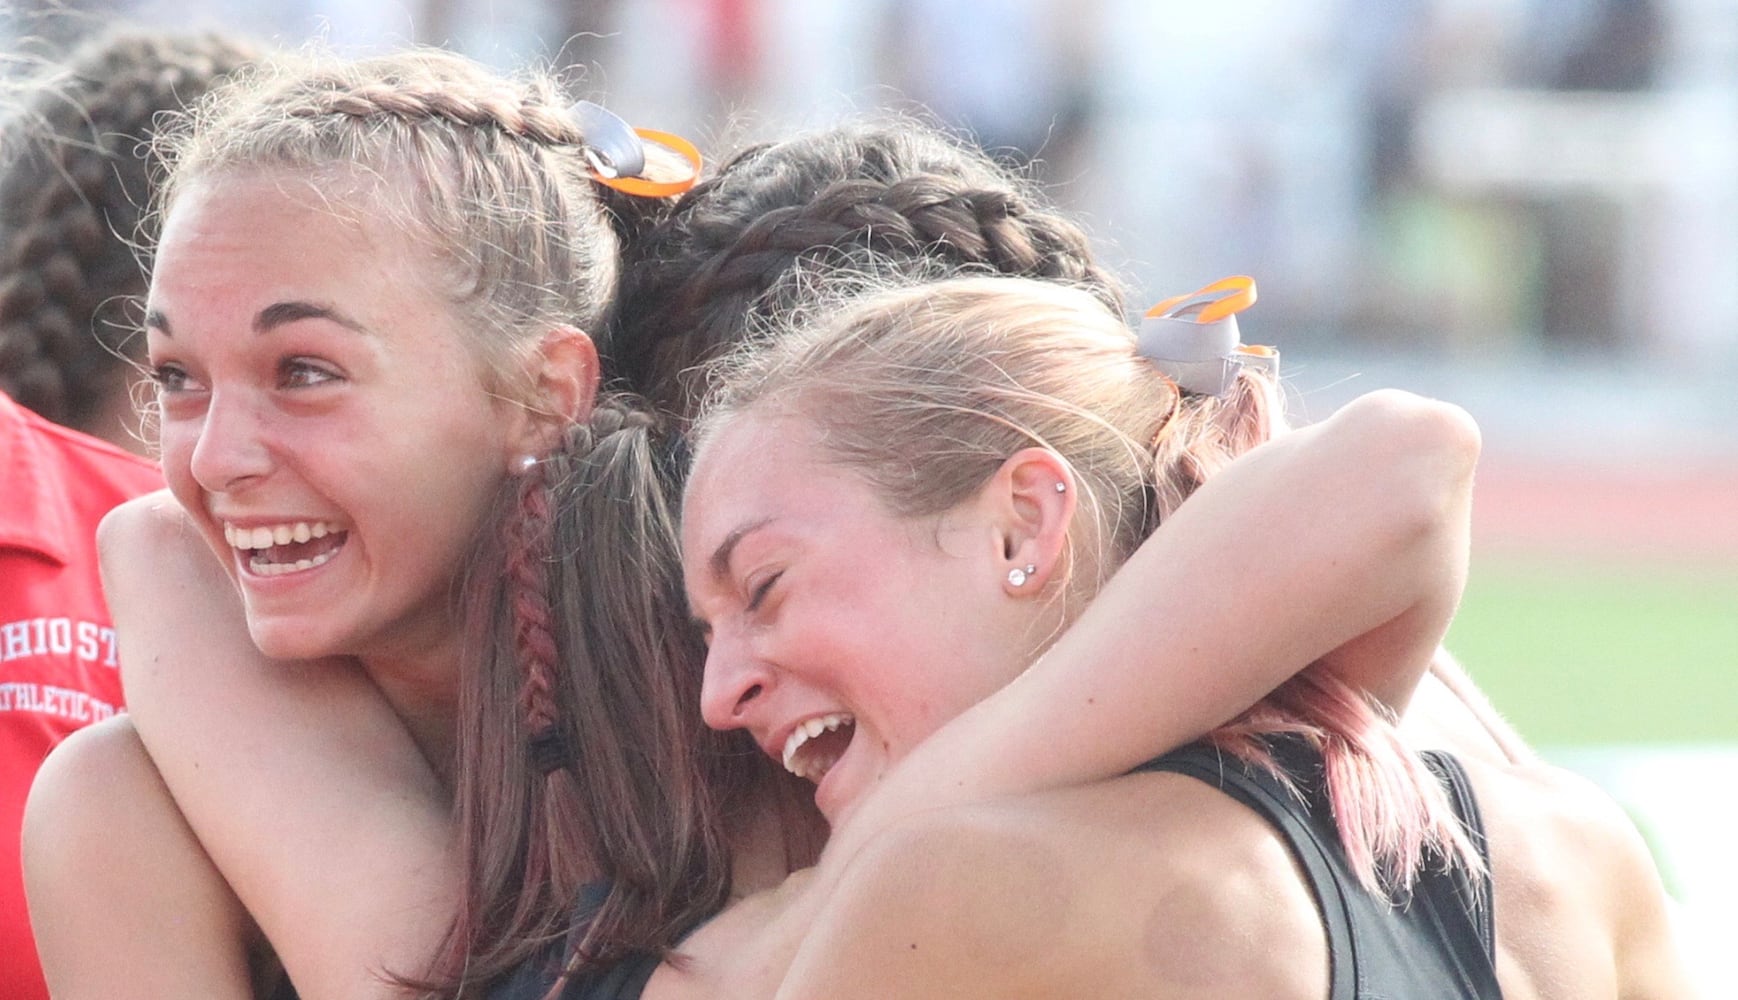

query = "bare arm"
[98,492,455,999]
[819,389,1479,865]
[24,717,262,999]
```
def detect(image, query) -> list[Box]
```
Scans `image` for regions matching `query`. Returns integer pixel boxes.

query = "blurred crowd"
[7,0,1735,372]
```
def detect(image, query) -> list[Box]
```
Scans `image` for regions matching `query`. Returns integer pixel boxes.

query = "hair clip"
[568,99,702,198]
[1136,275,1277,395]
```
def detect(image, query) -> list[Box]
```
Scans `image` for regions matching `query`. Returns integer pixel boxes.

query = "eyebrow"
[708,517,774,581]
[255,301,373,336]
[144,301,373,338]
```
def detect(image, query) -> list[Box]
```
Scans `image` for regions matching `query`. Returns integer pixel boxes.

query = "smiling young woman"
[145,171,539,684]
[20,100,1645,1000]
[20,47,754,1000]
[658,275,1692,1000]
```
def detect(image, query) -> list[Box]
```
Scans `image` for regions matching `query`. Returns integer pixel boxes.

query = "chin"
[245,619,342,662]
[814,769,868,832]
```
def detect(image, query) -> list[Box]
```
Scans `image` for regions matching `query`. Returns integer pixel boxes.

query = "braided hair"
[154,47,665,391]
[695,275,1486,900]
[454,394,787,993]
[0,31,256,442]
[605,118,1125,420]
[150,47,722,996]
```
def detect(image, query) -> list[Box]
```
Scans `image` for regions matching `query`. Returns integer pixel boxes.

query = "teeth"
[249,548,340,576]
[225,520,344,551]
[781,712,854,779]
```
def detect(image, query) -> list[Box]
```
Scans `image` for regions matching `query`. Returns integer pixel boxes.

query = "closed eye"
[746,570,783,613]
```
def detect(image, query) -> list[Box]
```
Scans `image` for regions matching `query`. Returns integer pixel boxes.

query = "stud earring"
[518,455,538,472]
[1007,563,1037,587]
[1054,482,1067,493]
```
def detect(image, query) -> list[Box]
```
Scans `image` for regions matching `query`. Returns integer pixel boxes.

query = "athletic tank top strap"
[1134,737,1503,999]
[1135,743,1361,1000]
[1416,749,1502,983]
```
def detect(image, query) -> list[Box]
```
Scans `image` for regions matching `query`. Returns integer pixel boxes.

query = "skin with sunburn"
[660,391,1479,997]
[142,170,569,757]
[22,48,642,1000]
[663,278,1694,1000]
[30,109,1556,996]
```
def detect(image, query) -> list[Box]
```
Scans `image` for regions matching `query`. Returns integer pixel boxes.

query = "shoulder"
[1470,758,1662,904]
[23,715,268,997]
[1459,758,1698,999]
[95,490,196,568]
[25,716,172,883]
[784,773,1325,1000]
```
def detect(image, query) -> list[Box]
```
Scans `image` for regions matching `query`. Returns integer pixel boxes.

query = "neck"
[360,639,462,787]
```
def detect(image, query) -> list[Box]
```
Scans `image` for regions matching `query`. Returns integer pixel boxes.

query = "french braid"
[452,396,754,991]
[606,120,1124,420]
[289,79,678,252]
[302,84,585,142]
[155,48,715,997]
[0,31,255,435]
[507,459,567,775]
[156,49,644,372]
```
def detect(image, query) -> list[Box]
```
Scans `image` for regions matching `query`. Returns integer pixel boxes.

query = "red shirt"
[0,391,161,1000]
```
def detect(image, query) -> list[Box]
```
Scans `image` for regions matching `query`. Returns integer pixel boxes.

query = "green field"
[1446,556,1738,745]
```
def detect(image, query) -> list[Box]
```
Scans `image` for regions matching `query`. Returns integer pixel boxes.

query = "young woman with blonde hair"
[657,274,1691,999]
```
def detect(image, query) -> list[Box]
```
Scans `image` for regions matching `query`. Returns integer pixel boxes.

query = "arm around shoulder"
[1304,389,1480,711]
[817,390,1480,873]
[24,716,258,999]
[96,491,460,999]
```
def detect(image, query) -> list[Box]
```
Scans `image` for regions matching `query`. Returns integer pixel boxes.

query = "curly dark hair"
[604,118,1125,420]
[0,30,257,440]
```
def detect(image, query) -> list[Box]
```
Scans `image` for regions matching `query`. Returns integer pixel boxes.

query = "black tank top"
[1136,738,1503,999]
[488,884,664,1000]
[500,740,1501,1000]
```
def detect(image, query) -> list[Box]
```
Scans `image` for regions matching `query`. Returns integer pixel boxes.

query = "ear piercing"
[1055,482,1067,493]
[518,455,539,472]
[1007,564,1037,587]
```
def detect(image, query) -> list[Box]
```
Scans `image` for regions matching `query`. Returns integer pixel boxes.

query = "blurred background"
[5,0,1734,972]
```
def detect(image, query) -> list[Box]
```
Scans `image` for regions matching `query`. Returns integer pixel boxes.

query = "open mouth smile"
[781,712,856,783]
[224,520,349,577]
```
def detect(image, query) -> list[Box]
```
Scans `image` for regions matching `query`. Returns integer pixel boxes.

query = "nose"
[187,390,274,494]
[699,629,773,732]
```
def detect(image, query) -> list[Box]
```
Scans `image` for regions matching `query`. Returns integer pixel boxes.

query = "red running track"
[1471,459,1738,564]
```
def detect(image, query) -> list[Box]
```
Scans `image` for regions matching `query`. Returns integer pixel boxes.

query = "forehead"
[686,411,816,526]
[150,169,441,320]
[683,412,865,562]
